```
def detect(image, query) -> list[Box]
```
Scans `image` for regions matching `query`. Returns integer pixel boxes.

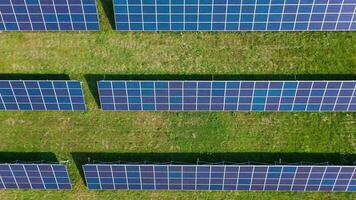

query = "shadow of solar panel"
[0,80,86,111]
[97,81,356,112]
[0,164,71,190]
[0,0,99,31]
[113,0,356,31]
[83,164,356,191]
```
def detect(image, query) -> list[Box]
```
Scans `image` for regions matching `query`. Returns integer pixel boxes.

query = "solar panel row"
[83,164,356,191]
[0,80,86,111]
[0,0,99,31]
[97,81,356,112]
[0,164,71,190]
[1,163,355,191]
[1,0,355,31]
[1,80,355,112]
[113,0,356,31]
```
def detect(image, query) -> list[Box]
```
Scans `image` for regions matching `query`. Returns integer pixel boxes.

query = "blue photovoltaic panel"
[113,0,356,31]
[83,164,356,191]
[0,164,71,190]
[0,0,99,31]
[0,80,86,111]
[97,81,356,112]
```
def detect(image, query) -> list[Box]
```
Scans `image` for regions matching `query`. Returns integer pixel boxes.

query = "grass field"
[0,0,356,199]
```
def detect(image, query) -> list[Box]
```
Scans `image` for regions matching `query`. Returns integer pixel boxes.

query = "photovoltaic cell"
[0,80,86,111]
[0,164,71,190]
[0,0,99,31]
[97,81,356,112]
[113,0,356,31]
[83,164,356,191]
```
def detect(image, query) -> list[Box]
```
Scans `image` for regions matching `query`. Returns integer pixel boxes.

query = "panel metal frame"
[112,0,356,31]
[0,163,72,190]
[0,0,100,31]
[83,164,356,192]
[97,80,356,112]
[0,80,86,111]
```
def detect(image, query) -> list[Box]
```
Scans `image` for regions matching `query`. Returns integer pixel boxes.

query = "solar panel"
[83,164,356,191]
[0,0,99,31]
[113,0,356,31]
[0,164,71,189]
[97,80,356,112]
[0,80,86,111]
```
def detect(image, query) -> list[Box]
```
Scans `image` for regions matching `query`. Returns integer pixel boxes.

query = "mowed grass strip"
[0,0,356,199]
[0,32,355,75]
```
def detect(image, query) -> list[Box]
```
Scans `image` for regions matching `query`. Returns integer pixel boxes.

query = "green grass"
[0,0,356,199]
